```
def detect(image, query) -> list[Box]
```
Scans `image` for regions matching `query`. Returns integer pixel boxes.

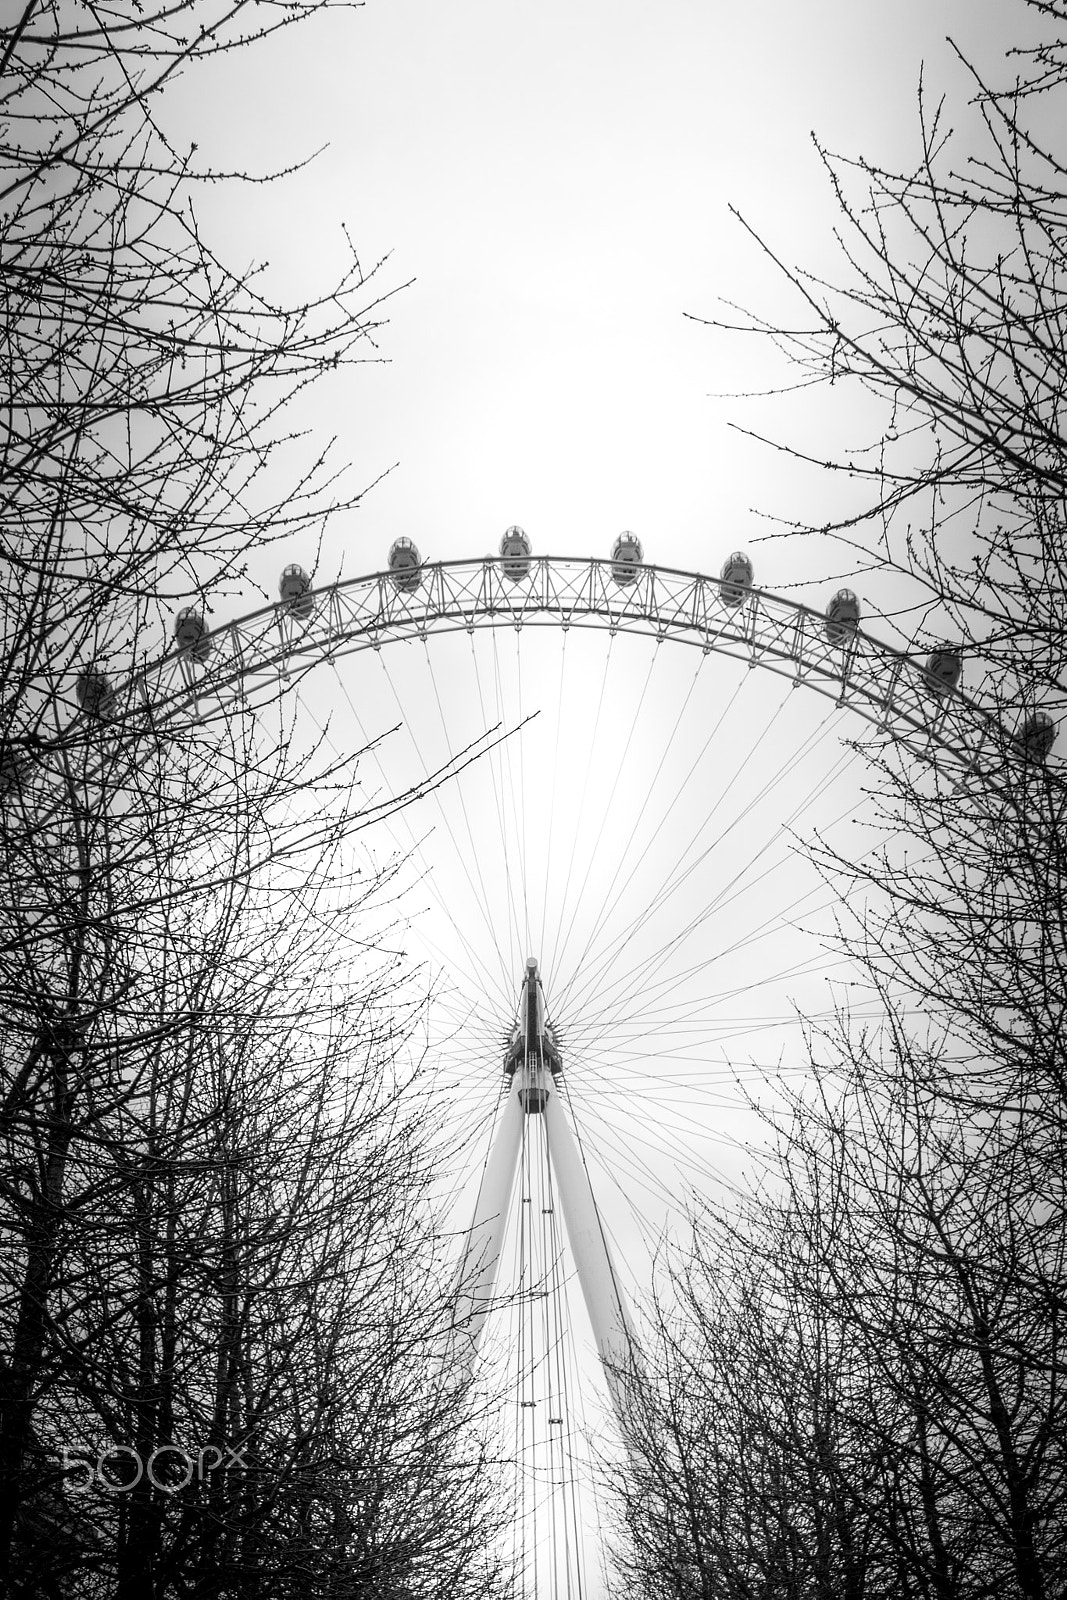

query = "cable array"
[283,593,972,1597]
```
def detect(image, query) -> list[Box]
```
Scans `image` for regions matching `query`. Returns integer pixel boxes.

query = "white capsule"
[824,588,861,645]
[279,563,314,620]
[388,537,422,593]
[610,531,643,587]
[720,550,754,609]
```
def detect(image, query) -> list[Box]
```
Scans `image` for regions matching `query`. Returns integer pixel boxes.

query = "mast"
[452,958,636,1426]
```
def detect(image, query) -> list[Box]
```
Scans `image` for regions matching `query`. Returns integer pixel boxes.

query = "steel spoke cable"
[469,628,527,1003]
[590,998,927,1038]
[500,625,537,983]
[417,990,515,1097]
[289,678,495,992]
[683,748,865,936]
[559,716,860,1033]
[567,1064,776,1144]
[543,634,616,997]
[548,1152,588,1600]
[536,1107,568,1599]
[314,655,511,1015]
[557,1050,801,1085]
[564,1072,753,1204]
[551,1081,675,1263]
[516,1108,533,1598]
[566,882,847,1059]
[548,641,662,992]
[424,1078,507,1216]
[468,631,532,1010]
[515,628,532,961]
[579,1004,912,1043]
[580,1102,750,1216]
[544,1151,585,1600]
[553,651,731,1019]
[568,753,861,1046]
[553,1074,716,1335]
[463,628,520,997]
[422,980,504,1044]
[555,676,803,1020]
[390,912,510,1061]
[549,1109,693,1248]
[547,663,772,1016]
[555,1259,593,1600]
[422,634,517,1008]
[556,964,860,1121]
[562,888,858,1045]
[651,824,858,977]
[584,1055,861,1082]
[568,985,887,1041]
[561,693,853,1025]
[490,624,526,986]
[564,1016,912,1075]
[562,947,859,1068]
[404,624,844,1126]
[537,629,570,982]
[559,1037,855,1186]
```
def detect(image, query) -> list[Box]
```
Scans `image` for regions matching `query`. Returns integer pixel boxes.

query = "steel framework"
[62,555,1047,787]
[452,958,636,1429]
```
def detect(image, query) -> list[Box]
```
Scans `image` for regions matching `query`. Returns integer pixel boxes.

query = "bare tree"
[699,0,1067,718]
[617,8,1067,1598]
[616,968,1067,1599]
[613,1196,901,1600]
[1,4,512,1595]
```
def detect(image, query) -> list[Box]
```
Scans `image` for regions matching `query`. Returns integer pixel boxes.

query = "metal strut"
[451,958,636,1427]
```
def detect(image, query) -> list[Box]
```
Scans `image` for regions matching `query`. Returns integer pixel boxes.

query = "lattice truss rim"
[54,556,1058,783]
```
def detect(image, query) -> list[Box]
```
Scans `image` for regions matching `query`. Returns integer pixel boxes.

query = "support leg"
[543,1088,637,1428]
[452,1087,525,1366]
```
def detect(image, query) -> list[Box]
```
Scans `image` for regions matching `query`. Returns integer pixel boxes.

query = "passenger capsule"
[76,668,115,721]
[824,587,861,645]
[923,646,962,697]
[499,525,532,582]
[173,607,212,663]
[279,563,314,621]
[388,536,422,593]
[720,550,754,609]
[610,531,643,586]
[1016,710,1057,762]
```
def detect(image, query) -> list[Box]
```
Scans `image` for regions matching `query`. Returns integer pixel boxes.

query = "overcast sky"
[171,0,1015,605]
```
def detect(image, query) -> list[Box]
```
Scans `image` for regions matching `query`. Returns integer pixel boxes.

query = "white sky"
[173,0,1014,605]
[164,3,1025,1592]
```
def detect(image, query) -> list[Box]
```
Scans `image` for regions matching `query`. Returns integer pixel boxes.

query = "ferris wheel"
[47,529,1061,1598]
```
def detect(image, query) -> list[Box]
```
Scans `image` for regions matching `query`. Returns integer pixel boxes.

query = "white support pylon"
[451,957,637,1433]
[542,1088,637,1421]
[451,1086,525,1366]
